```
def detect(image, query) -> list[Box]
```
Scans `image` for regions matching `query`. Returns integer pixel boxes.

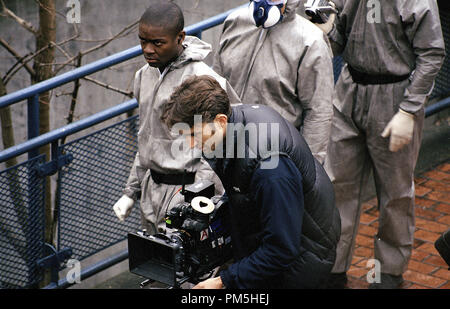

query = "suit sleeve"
[399,0,446,114]
[327,0,347,56]
[297,35,334,164]
[123,69,146,200]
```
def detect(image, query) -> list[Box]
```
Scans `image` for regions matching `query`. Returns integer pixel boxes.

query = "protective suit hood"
[278,0,301,23]
[172,36,211,69]
[284,0,301,16]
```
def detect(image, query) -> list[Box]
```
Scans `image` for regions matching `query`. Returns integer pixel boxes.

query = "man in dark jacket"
[162,75,341,289]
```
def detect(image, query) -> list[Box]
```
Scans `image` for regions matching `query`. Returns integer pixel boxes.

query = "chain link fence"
[0,155,45,288]
[57,116,141,261]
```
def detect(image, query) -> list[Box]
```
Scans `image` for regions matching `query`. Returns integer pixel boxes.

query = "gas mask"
[248,0,287,29]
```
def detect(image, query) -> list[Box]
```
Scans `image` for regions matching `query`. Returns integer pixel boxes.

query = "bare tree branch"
[82,76,133,98]
[0,38,36,77]
[55,91,74,97]
[2,29,80,84]
[33,0,70,21]
[1,0,39,35]
[53,20,139,75]
[103,58,144,72]
[53,42,74,62]
[62,53,82,145]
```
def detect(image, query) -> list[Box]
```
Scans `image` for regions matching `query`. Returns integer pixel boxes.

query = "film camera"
[127,180,233,288]
[304,0,338,24]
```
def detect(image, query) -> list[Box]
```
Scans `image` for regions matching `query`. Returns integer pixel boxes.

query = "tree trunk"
[0,78,25,230]
[32,0,56,287]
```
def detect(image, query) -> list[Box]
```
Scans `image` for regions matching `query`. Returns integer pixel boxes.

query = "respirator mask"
[248,0,287,29]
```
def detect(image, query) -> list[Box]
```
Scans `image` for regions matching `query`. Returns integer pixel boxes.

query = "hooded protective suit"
[213,0,334,164]
[123,36,239,234]
[324,0,445,276]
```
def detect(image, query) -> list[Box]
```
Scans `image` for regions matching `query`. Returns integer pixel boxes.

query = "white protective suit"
[213,0,335,164]
[123,36,239,234]
[324,0,446,276]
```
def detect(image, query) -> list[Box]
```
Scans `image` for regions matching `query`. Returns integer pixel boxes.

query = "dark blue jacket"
[206,104,341,289]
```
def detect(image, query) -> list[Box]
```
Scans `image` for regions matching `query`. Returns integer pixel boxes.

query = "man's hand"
[316,11,336,34]
[113,195,134,221]
[381,109,415,152]
[309,1,337,34]
[192,276,224,289]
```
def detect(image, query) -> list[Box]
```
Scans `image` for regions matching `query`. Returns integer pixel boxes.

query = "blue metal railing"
[426,95,450,117]
[0,2,449,289]
[0,99,137,164]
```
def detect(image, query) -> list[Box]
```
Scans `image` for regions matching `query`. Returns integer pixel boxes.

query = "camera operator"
[161,75,341,289]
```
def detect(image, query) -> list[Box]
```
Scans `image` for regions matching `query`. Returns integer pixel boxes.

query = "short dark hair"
[162,75,231,128]
[140,0,184,35]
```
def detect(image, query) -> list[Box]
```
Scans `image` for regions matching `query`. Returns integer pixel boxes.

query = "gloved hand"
[113,195,134,222]
[311,1,337,34]
[381,109,415,152]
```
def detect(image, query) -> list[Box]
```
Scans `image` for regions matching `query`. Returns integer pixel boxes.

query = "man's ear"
[177,31,186,45]
[214,114,228,130]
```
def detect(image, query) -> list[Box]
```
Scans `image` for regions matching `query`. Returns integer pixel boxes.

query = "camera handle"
[168,276,191,289]
[139,277,192,289]
[140,279,155,288]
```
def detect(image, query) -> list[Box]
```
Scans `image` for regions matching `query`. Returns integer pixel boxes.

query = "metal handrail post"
[27,94,40,159]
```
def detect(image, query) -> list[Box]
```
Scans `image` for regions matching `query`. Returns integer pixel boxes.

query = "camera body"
[128,180,233,287]
[305,0,338,24]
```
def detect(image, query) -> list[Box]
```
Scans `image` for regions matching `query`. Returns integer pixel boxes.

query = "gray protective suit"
[325,0,445,275]
[123,36,239,235]
[213,0,334,164]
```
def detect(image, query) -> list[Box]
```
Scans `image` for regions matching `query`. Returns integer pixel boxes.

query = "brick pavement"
[347,161,450,289]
